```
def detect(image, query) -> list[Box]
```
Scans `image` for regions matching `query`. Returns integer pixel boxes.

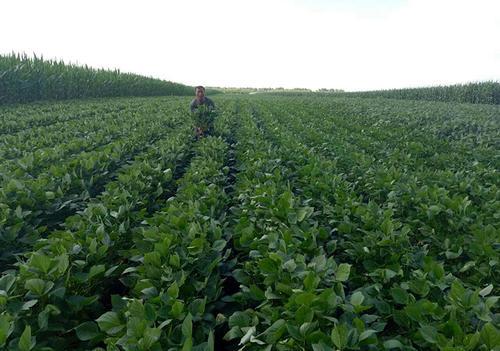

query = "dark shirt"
[190,97,215,112]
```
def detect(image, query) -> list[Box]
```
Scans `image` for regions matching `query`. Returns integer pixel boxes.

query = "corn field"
[0,53,194,104]
[337,82,500,105]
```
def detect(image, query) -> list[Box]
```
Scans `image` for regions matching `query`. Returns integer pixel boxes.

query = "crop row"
[0,95,497,350]
[0,102,240,350]
[0,98,193,160]
[0,107,132,161]
[0,119,194,349]
[250,98,498,287]
[1,115,153,178]
[252,96,498,173]
[0,102,188,264]
[229,99,498,350]
[0,101,131,135]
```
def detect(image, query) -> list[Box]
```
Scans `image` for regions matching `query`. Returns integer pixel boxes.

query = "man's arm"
[189,99,197,112]
[206,97,215,110]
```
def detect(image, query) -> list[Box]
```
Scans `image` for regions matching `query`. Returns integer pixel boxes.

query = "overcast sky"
[1,0,499,91]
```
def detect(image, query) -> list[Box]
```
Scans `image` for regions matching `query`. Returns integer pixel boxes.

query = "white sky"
[1,0,499,91]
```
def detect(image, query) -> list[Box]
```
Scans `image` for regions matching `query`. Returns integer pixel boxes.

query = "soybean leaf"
[350,291,365,306]
[75,321,100,341]
[384,339,403,349]
[335,264,351,282]
[18,325,34,351]
[331,323,348,350]
[0,314,13,347]
[419,325,438,344]
[182,313,192,338]
[262,319,286,344]
[96,312,124,335]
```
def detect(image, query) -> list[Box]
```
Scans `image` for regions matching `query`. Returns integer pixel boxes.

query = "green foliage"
[0,98,191,263]
[0,53,194,104]
[192,104,217,134]
[338,81,500,104]
[0,95,498,350]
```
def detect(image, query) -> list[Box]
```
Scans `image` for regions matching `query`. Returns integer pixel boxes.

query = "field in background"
[213,82,500,106]
[0,94,498,350]
[336,82,500,105]
[1,53,498,107]
[0,54,203,104]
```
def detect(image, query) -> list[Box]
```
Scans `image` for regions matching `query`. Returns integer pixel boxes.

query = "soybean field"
[0,94,499,351]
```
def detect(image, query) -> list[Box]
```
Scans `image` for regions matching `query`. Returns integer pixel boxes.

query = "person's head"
[195,86,205,100]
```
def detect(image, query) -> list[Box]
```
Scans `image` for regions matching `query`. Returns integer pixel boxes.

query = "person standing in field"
[190,86,215,112]
[190,86,216,137]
